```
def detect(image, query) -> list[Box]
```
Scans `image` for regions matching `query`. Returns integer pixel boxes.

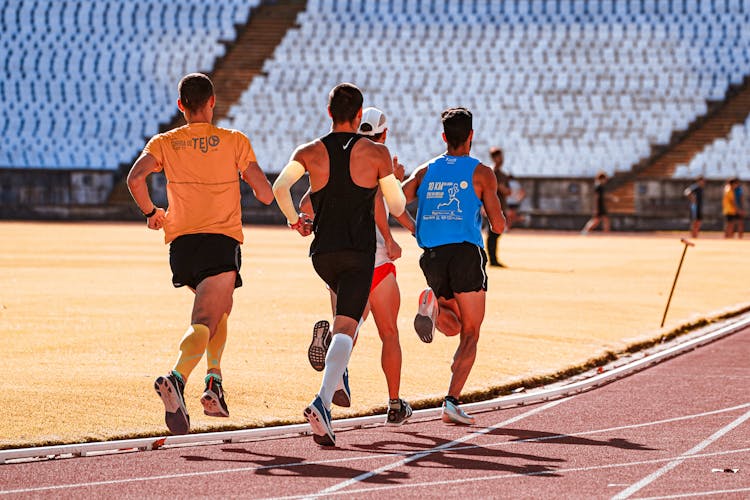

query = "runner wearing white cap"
[301,107,414,426]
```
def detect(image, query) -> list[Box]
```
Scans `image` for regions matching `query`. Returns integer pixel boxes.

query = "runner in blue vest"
[401,107,505,425]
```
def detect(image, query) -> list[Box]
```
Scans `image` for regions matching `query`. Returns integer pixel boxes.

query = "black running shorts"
[169,233,242,289]
[419,242,488,300]
[312,250,374,321]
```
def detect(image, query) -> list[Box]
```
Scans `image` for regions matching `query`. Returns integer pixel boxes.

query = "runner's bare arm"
[241,161,274,205]
[374,190,402,260]
[476,164,506,234]
[127,153,166,230]
[400,164,427,204]
[393,208,416,236]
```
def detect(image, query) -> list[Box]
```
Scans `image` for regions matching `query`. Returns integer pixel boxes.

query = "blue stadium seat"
[0,0,260,170]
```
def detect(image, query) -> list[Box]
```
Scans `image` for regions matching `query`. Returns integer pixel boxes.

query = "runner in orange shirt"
[127,73,274,435]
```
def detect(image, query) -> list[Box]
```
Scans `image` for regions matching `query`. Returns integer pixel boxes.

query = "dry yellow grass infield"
[2,221,749,448]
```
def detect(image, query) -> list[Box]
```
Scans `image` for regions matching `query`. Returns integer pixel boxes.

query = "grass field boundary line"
[2,313,748,465]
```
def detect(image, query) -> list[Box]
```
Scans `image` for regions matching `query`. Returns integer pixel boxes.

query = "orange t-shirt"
[142,123,256,244]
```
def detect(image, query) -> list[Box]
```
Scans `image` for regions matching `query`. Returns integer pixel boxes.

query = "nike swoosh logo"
[343,137,354,150]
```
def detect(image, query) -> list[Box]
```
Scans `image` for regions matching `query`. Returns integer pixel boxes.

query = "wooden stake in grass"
[661,238,695,328]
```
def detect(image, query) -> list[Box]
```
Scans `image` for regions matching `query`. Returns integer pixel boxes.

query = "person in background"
[486,146,510,266]
[723,177,740,238]
[581,171,617,234]
[683,175,705,238]
[734,178,744,238]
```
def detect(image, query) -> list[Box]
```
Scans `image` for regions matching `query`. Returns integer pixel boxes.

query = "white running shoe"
[442,398,475,425]
[414,287,438,343]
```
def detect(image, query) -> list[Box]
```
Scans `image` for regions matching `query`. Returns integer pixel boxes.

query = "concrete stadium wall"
[517,177,733,232]
[0,169,738,231]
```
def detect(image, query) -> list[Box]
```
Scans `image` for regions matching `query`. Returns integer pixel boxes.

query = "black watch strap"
[143,207,157,218]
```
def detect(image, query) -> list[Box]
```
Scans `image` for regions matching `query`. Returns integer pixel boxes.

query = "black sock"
[445,395,459,405]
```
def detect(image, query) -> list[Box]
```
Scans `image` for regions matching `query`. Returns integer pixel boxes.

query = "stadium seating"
[673,115,750,179]
[0,0,256,170]
[221,0,750,177]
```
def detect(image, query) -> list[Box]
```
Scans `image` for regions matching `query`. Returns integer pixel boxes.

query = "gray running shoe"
[308,320,331,371]
[154,371,190,435]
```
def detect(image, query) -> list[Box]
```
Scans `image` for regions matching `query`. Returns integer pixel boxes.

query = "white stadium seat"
[0,0,260,170]
[216,0,750,177]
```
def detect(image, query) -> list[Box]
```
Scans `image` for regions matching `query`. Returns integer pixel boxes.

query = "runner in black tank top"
[310,132,378,321]
[310,132,377,256]
[272,83,407,446]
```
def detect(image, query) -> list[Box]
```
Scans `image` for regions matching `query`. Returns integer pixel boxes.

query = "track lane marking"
[307,399,569,498]
[269,447,750,499]
[636,487,750,499]
[613,408,750,499]
[2,402,747,496]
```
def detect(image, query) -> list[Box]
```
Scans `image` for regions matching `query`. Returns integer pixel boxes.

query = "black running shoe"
[154,371,190,435]
[308,320,331,371]
[201,374,229,417]
[386,399,413,426]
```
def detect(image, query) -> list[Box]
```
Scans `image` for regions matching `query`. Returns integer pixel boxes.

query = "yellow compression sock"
[206,314,228,373]
[173,324,210,382]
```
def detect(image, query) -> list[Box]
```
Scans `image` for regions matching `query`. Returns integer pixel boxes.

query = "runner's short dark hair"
[328,83,363,124]
[441,107,473,149]
[178,73,214,113]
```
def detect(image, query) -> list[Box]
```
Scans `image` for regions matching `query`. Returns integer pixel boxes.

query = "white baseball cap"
[358,107,387,136]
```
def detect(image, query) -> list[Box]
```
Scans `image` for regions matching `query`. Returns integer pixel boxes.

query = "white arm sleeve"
[272,160,306,224]
[379,173,406,217]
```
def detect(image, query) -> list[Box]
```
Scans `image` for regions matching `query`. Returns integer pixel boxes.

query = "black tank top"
[310,132,377,256]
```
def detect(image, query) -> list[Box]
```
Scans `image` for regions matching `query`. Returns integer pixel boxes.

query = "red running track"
[2,328,749,499]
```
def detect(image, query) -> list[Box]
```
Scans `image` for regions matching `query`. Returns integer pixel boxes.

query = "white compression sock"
[333,319,364,391]
[319,333,354,408]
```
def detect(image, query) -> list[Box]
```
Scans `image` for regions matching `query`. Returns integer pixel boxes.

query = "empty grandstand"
[0,0,255,169]
[1,0,749,228]
[674,115,750,179]
[221,0,750,178]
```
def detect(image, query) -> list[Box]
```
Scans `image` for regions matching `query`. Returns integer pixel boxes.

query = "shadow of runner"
[491,427,657,451]
[350,431,564,478]
[181,447,409,483]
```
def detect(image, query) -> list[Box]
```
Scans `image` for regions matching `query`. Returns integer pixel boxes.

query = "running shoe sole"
[154,376,190,435]
[304,404,335,446]
[414,315,435,343]
[308,320,331,371]
[414,289,436,343]
[201,390,229,417]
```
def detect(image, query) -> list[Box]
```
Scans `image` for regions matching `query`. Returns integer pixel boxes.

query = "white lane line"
[2,402,747,496]
[269,448,750,499]
[309,399,569,498]
[613,408,750,500]
[636,487,750,500]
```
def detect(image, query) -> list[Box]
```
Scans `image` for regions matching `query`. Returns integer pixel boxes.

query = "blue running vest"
[416,155,484,249]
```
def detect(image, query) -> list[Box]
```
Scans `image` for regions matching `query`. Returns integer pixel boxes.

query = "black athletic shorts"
[419,242,488,300]
[169,233,242,289]
[312,250,374,321]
